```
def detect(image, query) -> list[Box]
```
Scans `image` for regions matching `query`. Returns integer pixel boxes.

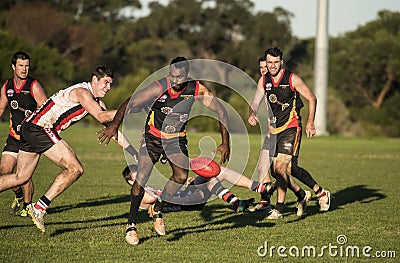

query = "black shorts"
[268,127,302,157]
[3,135,21,153]
[139,133,188,164]
[20,122,62,154]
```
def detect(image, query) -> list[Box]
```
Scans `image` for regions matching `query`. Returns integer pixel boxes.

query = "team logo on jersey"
[180,95,193,100]
[10,100,19,110]
[161,107,173,115]
[7,89,14,97]
[268,94,290,111]
[16,124,21,132]
[265,83,272,90]
[157,95,168,102]
[269,94,277,103]
[280,84,289,89]
[180,113,188,122]
[269,116,277,124]
[164,125,176,133]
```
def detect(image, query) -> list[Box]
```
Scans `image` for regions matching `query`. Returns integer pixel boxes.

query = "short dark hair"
[91,65,114,80]
[265,47,283,60]
[170,56,190,73]
[12,51,30,66]
[122,164,138,185]
[258,56,266,62]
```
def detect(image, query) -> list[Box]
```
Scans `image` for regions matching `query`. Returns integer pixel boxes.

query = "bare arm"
[248,76,265,126]
[99,100,138,160]
[32,81,47,107]
[71,87,116,123]
[0,84,8,118]
[197,83,230,163]
[97,83,161,145]
[292,74,317,138]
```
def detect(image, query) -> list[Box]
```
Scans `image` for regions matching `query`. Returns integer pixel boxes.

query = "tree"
[329,10,400,136]
[329,10,400,109]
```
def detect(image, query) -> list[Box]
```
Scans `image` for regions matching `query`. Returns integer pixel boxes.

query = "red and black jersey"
[263,69,303,134]
[145,76,199,139]
[3,76,38,140]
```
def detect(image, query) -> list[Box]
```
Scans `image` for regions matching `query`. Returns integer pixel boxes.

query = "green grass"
[0,123,399,262]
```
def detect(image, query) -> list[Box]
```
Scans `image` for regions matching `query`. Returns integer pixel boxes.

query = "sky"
[254,0,400,38]
[132,0,400,38]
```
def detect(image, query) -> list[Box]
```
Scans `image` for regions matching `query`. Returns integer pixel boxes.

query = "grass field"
[0,123,399,262]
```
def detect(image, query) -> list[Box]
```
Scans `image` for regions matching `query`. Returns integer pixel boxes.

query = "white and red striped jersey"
[25,82,98,132]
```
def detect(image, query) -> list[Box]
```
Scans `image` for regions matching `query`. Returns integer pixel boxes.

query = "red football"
[190,157,221,178]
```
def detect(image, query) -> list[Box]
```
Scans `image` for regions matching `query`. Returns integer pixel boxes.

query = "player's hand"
[216,143,230,164]
[97,124,119,146]
[305,121,316,138]
[248,114,259,126]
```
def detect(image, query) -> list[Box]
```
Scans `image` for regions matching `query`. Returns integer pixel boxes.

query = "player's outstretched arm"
[198,83,230,163]
[248,77,265,126]
[97,83,161,145]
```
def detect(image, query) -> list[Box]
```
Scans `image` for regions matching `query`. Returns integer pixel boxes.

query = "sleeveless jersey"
[145,76,199,139]
[25,82,98,132]
[3,76,38,140]
[263,69,303,134]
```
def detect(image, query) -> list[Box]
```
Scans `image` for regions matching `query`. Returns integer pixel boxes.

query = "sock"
[275,202,285,213]
[250,181,265,193]
[317,189,327,199]
[290,158,317,189]
[154,199,163,213]
[294,189,306,201]
[35,195,51,211]
[14,188,23,199]
[128,192,145,225]
[219,190,238,207]
[23,202,29,209]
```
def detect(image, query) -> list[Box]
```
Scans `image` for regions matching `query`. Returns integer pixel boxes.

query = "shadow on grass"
[47,195,131,214]
[4,185,384,239]
[140,204,276,243]
[47,202,274,239]
[284,184,386,223]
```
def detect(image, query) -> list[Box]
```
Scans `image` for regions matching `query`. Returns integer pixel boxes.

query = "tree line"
[0,0,398,136]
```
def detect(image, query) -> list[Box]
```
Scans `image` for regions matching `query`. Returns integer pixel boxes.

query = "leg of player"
[267,162,287,219]
[286,175,311,217]
[0,153,23,215]
[28,140,84,232]
[18,179,34,217]
[153,152,188,235]
[216,166,276,212]
[252,149,274,212]
[289,158,331,212]
[126,155,154,245]
[206,178,254,213]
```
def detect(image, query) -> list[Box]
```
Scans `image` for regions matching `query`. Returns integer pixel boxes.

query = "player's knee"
[68,165,84,179]
[273,162,286,177]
